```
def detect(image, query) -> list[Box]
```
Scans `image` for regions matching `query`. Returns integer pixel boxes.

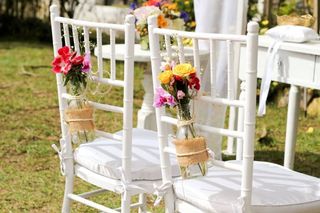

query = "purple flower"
[82,53,91,73]
[177,90,185,100]
[180,11,189,22]
[154,87,176,108]
[130,2,138,10]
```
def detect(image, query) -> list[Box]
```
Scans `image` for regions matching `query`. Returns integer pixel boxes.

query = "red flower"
[143,0,161,6]
[58,46,71,58]
[174,75,183,81]
[71,55,84,65]
[51,46,72,74]
[188,75,200,91]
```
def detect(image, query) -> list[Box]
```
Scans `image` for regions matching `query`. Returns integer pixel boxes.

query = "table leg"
[137,64,157,131]
[284,85,300,169]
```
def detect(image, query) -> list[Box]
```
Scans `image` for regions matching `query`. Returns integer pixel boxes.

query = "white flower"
[134,6,161,25]
[171,18,185,30]
[171,11,181,17]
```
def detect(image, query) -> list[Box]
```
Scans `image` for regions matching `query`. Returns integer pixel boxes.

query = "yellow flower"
[261,19,269,26]
[190,21,196,27]
[173,63,195,77]
[158,70,173,84]
[162,3,178,10]
[158,15,168,28]
[167,3,177,10]
[183,38,193,46]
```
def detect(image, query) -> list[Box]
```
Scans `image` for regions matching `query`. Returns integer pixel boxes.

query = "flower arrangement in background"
[130,0,189,50]
[52,46,91,96]
[154,61,208,178]
[173,0,195,31]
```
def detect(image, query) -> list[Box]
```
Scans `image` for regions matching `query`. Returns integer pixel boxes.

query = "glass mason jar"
[139,35,165,51]
[175,103,208,179]
[139,35,150,50]
[65,90,95,144]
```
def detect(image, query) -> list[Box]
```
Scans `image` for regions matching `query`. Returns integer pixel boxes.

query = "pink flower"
[154,87,176,108]
[166,94,176,106]
[177,90,185,99]
[82,53,91,73]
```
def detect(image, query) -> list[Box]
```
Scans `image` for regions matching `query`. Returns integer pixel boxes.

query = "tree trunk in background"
[59,0,79,18]
[264,0,272,20]
[314,0,319,32]
[20,0,26,19]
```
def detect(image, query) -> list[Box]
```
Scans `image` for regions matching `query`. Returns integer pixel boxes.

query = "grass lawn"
[0,41,319,212]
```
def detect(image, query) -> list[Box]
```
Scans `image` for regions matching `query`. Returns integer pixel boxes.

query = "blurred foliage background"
[248,0,317,34]
[0,0,318,42]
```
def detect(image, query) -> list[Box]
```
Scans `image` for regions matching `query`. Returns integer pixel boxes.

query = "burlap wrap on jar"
[65,106,95,133]
[173,137,209,167]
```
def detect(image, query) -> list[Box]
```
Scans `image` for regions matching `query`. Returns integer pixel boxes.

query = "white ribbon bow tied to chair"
[115,167,147,201]
[153,181,173,206]
[51,140,73,176]
[258,40,283,116]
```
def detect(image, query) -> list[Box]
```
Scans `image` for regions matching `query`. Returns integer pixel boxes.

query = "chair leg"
[164,188,175,213]
[61,174,74,213]
[138,193,147,213]
[121,193,131,213]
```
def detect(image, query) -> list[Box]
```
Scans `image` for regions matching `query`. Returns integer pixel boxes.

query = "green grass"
[0,41,319,212]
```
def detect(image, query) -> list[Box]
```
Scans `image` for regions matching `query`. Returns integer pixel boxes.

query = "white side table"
[96,44,208,130]
[239,36,320,169]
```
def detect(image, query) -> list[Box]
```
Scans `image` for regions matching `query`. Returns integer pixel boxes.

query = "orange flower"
[158,15,168,28]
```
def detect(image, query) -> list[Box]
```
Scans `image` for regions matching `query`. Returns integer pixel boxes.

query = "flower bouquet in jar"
[51,46,95,143]
[154,62,209,178]
[130,0,187,50]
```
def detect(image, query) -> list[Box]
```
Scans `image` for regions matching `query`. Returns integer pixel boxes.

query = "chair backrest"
[148,15,258,209]
[50,5,135,180]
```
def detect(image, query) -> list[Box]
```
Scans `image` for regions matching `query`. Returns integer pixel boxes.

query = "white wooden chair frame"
[148,15,259,213]
[50,5,150,213]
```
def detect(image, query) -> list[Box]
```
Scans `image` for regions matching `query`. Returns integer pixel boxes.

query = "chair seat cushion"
[174,160,320,213]
[74,128,180,181]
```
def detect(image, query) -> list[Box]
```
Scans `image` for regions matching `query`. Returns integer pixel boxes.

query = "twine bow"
[51,143,73,176]
[115,167,147,201]
[153,181,173,206]
[176,118,195,128]
[62,93,85,100]
[65,118,94,123]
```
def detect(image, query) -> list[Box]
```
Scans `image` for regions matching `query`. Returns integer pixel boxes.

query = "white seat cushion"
[74,128,180,181]
[174,161,320,213]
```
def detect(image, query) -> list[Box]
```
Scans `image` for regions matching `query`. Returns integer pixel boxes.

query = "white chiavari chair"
[148,15,320,213]
[50,5,180,213]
